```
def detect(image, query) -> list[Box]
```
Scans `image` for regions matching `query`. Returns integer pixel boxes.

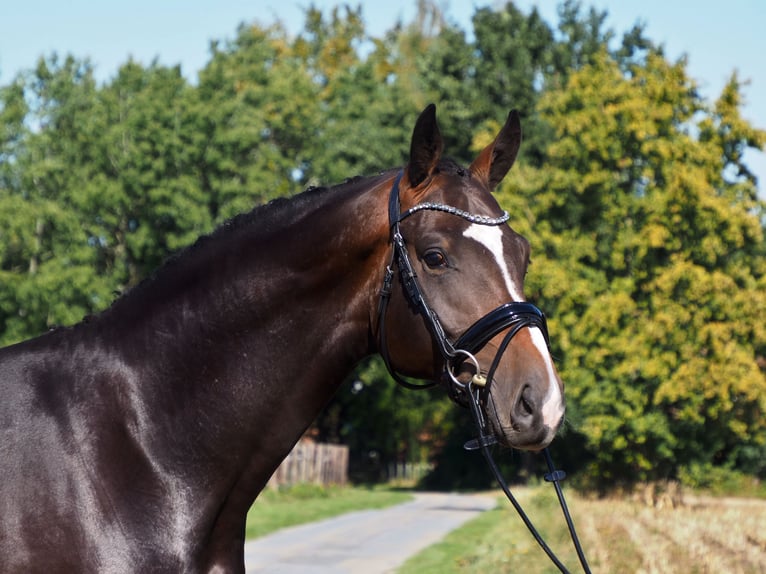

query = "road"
[244,492,496,573]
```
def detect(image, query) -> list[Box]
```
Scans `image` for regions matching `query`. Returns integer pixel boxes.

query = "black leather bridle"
[377,171,550,398]
[376,171,592,574]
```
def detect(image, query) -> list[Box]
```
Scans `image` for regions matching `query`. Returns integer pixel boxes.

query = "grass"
[398,485,766,573]
[678,465,766,499]
[244,483,413,540]
[243,481,766,572]
[398,487,576,574]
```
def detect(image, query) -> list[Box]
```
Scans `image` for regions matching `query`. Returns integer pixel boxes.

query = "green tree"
[0,56,115,344]
[471,2,556,164]
[91,61,208,284]
[315,358,454,482]
[197,22,319,215]
[502,47,766,485]
[295,5,416,184]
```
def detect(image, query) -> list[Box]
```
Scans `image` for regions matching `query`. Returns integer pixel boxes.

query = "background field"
[399,486,766,574]
[245,484,766,573]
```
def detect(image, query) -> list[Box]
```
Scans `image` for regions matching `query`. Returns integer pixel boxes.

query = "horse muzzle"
[445,302,565,450]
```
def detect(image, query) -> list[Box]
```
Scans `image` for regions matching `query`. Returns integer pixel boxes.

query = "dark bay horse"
[0,105,564,572]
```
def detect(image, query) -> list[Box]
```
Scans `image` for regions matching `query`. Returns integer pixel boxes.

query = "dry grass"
[399,484,766,574]
[579,492,766,573]
[588,492,766,574]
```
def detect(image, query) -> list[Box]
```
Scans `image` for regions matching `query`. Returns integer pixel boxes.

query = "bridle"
[377,171,591,574]
[377,171,548,397]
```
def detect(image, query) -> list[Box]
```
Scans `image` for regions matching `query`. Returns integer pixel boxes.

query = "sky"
[1,0,764,194]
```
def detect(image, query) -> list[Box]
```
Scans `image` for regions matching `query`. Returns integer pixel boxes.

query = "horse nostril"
[520,393,534,416]
[514,385,537,422]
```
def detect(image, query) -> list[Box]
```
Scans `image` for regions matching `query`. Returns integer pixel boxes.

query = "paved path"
[244,492,496,573]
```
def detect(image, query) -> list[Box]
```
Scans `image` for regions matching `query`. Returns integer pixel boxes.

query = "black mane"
[98,170,396,321]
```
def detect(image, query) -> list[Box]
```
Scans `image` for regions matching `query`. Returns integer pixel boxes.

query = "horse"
[0,104,565,573]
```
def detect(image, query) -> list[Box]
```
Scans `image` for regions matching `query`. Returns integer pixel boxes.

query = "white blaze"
[530,327,566,427]
[462,225,523,301]
[462,223,564,428]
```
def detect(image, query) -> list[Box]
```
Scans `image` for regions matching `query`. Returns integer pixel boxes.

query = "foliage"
[678,463,766,498]
[1,1,764,488]
[507,47,766,487]
[314,357,455,482]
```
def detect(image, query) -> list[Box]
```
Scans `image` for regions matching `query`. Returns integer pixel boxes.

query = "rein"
[377,171,592,574]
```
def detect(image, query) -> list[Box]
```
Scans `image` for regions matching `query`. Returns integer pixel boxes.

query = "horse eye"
[423,250,448,269]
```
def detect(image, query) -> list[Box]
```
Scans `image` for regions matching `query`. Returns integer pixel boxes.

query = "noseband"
[376,171,591,574]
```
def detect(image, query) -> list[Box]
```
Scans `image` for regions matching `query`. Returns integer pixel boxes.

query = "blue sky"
[1,0,764,194]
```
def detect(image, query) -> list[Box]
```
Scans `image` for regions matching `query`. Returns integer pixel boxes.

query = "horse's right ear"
[406,104,443,189]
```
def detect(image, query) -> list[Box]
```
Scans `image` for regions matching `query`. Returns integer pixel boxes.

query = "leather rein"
[376,171,591,574]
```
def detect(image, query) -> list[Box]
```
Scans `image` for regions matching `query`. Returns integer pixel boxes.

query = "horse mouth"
[442,360,564,450]
[492,422,556,451]
[485,388,563,451]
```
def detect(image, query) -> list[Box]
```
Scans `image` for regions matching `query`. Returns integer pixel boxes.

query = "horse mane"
[157,170,393,269]
[93,170,396,323]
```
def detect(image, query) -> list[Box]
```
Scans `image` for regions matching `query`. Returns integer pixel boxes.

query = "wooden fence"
[386,461,433,483]
[267,441,349,488]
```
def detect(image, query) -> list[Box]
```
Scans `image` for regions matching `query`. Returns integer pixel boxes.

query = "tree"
[295,5,417,184]
[197,22,319,213]
[314,357,454,482]
[500,47,766,486]
[0,56,116,344]
[89,61,210,285]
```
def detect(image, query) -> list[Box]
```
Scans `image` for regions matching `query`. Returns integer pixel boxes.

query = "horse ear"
[469,110,522,191]
[407,104,443,188]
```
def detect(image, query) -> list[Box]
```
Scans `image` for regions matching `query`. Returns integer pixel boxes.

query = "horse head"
[378,104,564,450]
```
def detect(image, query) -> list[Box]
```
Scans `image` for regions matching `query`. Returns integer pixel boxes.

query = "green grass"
[245,484,413,539]
[396,503,506,573]
[398,487,578,574]
[678,464,766,499]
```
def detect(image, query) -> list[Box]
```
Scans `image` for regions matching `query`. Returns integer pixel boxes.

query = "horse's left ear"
[469,110,522,191]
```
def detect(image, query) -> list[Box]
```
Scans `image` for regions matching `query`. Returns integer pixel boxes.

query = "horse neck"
[99,173,394,486]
